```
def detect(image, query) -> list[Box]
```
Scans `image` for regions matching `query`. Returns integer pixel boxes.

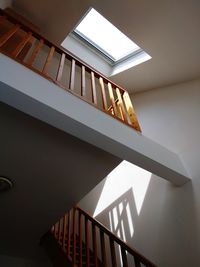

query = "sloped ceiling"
[12,0,200,93]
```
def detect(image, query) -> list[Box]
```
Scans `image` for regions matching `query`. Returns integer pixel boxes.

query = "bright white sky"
[76,8,140,61]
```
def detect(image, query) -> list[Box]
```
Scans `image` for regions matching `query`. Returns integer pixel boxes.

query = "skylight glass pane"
[75,8,140,61]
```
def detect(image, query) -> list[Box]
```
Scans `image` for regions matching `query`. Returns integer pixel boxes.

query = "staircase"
[63,234,103,267]
[49,206,157,267]
[0,8,185,266]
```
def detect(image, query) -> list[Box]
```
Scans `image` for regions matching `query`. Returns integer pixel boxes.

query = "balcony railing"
[51,206,157,267]
[0,8,141,132]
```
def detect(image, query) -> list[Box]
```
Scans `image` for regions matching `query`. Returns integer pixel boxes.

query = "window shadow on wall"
[95,188,137,242]
[94,188,145,266]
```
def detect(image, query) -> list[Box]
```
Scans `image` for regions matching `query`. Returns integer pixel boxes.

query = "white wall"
[79,78,200,267]
[0,0,12,9]
[0,255,52,267]
[0,54,189,185]
[130,79,200,267]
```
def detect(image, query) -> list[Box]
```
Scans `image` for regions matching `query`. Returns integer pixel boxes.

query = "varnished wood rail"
[0,8,141,132]
[51,206,157,267]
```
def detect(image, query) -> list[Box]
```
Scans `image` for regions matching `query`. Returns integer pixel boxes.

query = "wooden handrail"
[51,206,157,267]
[0,8,125,92]
[0,8,141,132]
[75,206,156,267]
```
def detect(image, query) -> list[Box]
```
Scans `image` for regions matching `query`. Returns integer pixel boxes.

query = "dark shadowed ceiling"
[0,102,120,258]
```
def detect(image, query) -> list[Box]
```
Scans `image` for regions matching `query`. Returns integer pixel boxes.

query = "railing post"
[92,224,98,267]
[85,217,90,267]
[42,46,55,74]
[69,59,76,90]
[100,230,107,267]
[108,83,118,116]
[81,65,86,97]
[109,237,117,267]
[62,214,67,251]
[56,53,65,82]
[67,209,72,259]
[99,77,108,110]
[73,208,77,266]
[121,247,128,267]
[54,222,58,239]
[79,211,83,267]
[123,91,141,131]
[58,217,62,245]
[116,88,128,123]
[91,71,97,105]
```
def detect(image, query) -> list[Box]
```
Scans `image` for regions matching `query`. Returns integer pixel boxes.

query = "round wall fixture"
[0,176,13,192]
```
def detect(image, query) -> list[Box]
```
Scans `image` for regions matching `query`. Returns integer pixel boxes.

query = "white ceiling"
[12,0,200,93]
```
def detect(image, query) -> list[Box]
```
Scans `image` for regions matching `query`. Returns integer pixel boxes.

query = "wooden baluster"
[56,53,65,82]
[42,46,55,74]
[91,71,97,105]
[53,224,56,237]
[92,224,98,267]
[74,207,156,267]
[79,212,83,267]
[116,88,128,123]
[62,214,67,252]
[81,65,86,97]
[99,77,108,110]
[134,257,142,267]
[54,222,58,239]
[0,24,20,47]
[58,218,62,245]
[27,39,44,66]
[123,91,141,131]
[117,101,124,120]
[11,31,32,58]
[108,83,118,116]
[85,217,90,267]
[57,221,60,239]
[121,247,128,267]
[109,237,117,267]
[73,208,77,266]
[69,59,76,90]
[100,230,107,267]
[67,209,72,259]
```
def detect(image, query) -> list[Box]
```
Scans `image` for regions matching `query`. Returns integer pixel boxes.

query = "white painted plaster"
[0,54,190,185]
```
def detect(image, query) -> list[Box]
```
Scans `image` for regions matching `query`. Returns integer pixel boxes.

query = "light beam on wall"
[93,161,151,217]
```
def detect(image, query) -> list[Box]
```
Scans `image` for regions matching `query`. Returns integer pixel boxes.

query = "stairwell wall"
[79,78,200,267]
[0,255,52,267]
[0,0,12,9]
[129,78,200,267]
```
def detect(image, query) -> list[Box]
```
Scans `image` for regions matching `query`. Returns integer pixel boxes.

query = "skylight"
[74,8,141,62]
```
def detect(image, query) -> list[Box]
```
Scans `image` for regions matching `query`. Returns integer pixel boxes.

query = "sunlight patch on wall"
[126,202,134,236]
[93,161,151,218]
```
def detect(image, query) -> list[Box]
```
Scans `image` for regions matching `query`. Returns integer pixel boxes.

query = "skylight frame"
[73,30,143,65]
[73,8,142,64]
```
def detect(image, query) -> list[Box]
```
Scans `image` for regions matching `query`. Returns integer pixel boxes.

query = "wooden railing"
[0,8,141,132]
[52,206,157,267]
